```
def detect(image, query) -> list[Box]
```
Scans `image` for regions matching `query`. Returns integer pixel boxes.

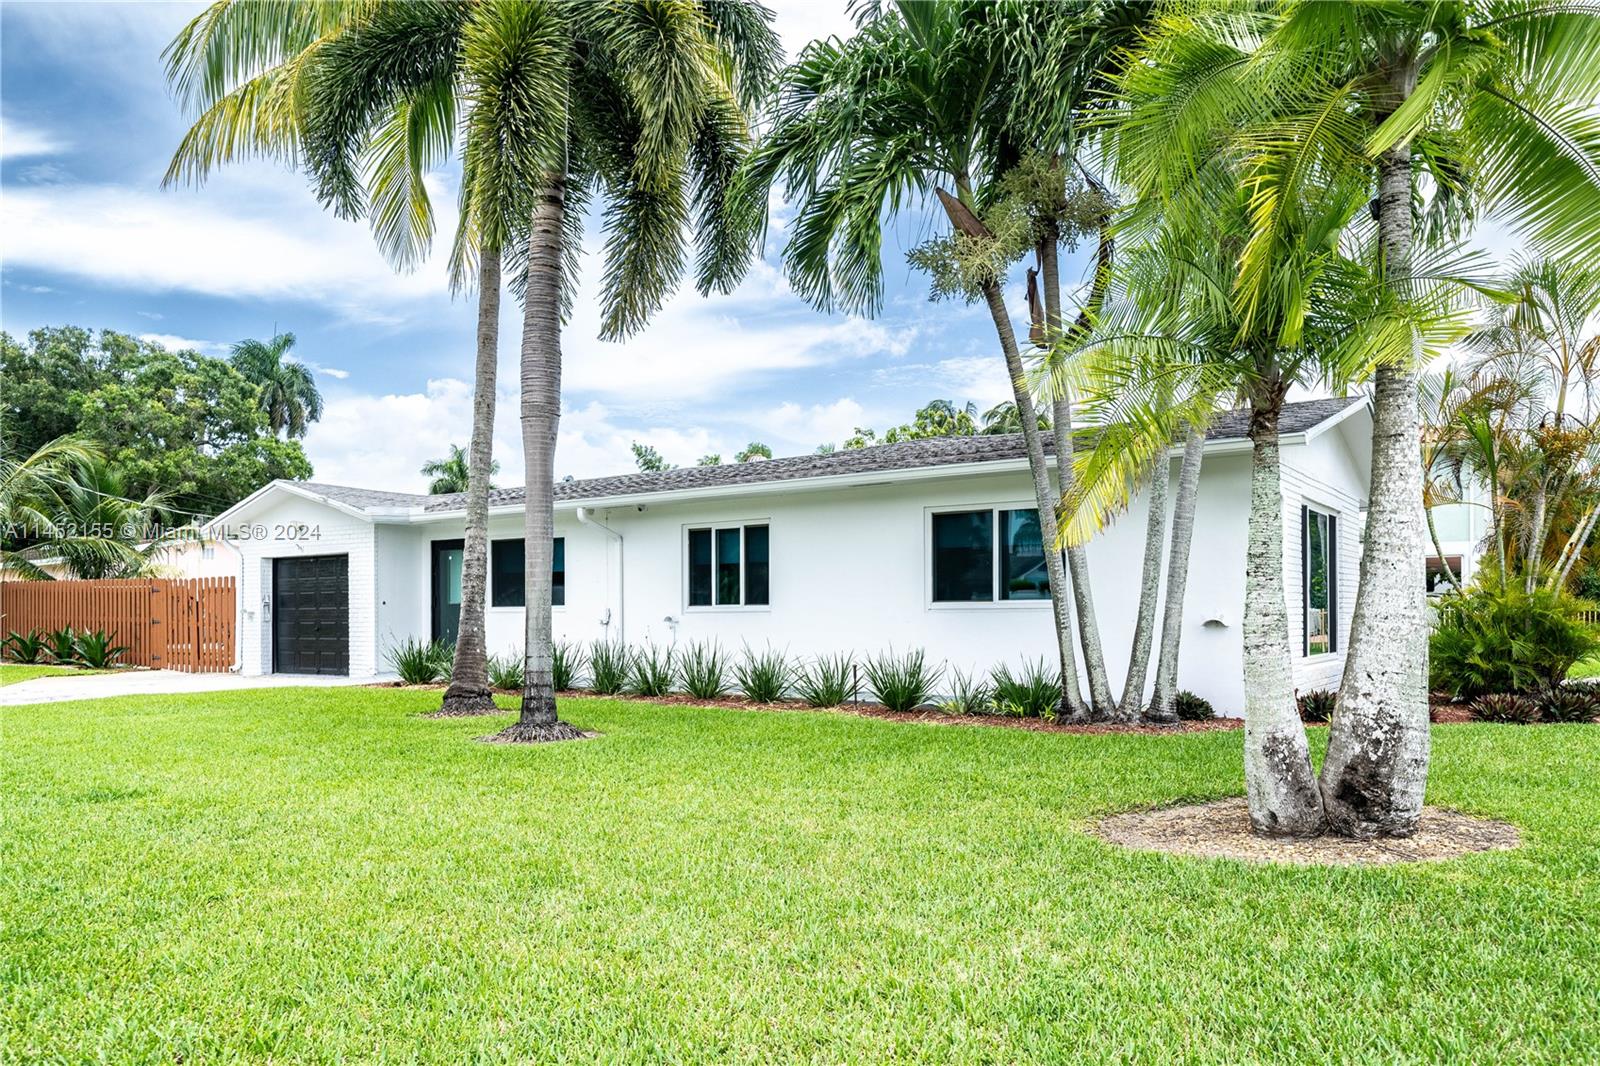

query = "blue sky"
[1,1,1094,491]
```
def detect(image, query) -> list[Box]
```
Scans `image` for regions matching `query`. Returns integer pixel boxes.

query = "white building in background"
[209,398,1374,713]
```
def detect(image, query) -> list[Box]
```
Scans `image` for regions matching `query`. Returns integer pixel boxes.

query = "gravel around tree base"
[1095,798,1521,865]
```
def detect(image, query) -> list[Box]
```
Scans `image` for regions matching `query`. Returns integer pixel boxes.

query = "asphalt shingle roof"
[296,397,1361,516]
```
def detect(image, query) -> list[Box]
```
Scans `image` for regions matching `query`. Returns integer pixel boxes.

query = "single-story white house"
[209,397,1373,712]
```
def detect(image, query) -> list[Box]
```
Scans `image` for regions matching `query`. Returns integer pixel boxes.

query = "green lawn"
[5,690,1597,1063]
[1568,652,1600,680]
[0,664,78,686]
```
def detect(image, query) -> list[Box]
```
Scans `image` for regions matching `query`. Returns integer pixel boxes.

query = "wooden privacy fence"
[0,578,236,672]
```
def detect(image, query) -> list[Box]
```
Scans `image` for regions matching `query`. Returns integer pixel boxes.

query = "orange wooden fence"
[0,577,236,672]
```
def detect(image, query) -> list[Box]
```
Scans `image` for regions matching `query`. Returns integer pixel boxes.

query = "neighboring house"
[209,398,1373,712]
[1426,497,1489,594]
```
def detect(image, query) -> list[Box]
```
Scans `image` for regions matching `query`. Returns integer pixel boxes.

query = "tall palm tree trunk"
[1043,232,1115,714]
[1322,62,1430,836]
[938,187,1085,719]
[500,176,582,743]
[1150,425,1205,722]
[1425,505,1463,595]
[439,247,504,715]
[1117,450,1168,716]
[1244,392,1326,836]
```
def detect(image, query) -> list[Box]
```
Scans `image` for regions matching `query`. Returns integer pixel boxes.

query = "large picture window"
[1302,507,1337,655]
[490,537,565,607]
[931,507,1051,604]
[687,524,769,607]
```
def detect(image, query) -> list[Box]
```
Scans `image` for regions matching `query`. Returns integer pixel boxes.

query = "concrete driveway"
[1,670,391,706]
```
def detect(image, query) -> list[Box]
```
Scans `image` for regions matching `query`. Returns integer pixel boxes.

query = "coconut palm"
[49,456,174,580]
[422,444,498,495]
[229,332,325,439]
[1120,2,1600,836]
[0,438,153,580]
[979,400,1049,436]
[742,0,1148,720]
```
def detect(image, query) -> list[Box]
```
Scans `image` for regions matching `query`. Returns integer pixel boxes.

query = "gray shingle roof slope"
[441,396,1362,511]
[298,396,1360,515]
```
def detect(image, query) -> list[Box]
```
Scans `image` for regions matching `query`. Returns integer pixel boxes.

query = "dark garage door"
[273,555,349,675]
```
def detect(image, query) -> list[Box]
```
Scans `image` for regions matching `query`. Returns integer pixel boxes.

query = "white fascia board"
[210,481,378,526]
[1300,398,1372,444]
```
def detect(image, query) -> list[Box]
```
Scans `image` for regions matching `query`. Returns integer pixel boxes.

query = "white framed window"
[927,505,1052,607]
[685,523,769,609]
[1302,505,1338,656]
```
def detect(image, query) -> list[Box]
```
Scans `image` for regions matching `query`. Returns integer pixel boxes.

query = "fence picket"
[0,578,237,672]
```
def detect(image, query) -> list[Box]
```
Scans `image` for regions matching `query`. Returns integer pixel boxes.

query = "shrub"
[388,637,447,684]
[70,629,127,669]
[629,643,677,697]
[428,640,456,681]
[589,641,631,695]
[488,653,524,691]
[988,659,1060,719]
[678,640,730,700]
[794,652,854,707]
[1538,684,1600,724]
[44,627,78,665]
[863,648,941,713]
[1297,688,1338,723]
[552,641,584,691]
[3,629,48,664]
[734,645,791,703]
[1173,690,1215,721]
[1430,585,1599,698]
[1469,692,1541,723]
[941,667,992,715]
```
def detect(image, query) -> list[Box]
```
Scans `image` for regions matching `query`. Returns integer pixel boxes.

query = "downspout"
[575,506,624,644]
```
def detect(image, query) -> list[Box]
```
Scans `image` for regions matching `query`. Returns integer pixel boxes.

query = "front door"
[273,554,349,675]
[431,539,464,645]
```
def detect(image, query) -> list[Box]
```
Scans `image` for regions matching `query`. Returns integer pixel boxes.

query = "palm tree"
[742,0,1131,720]
[50,456,174,580]
[1126,2,1600,836]
[421,444,497,495]
[289,1,780,741]
[979,400,1049,436]
[229,332,324,438]
[0,438,152,580]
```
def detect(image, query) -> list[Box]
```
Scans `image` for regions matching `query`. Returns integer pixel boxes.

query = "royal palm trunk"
[1322,59,1431,837]
[440,246,503,715]
[1117,448,1168,716]
[1150,426,1205,721]
[1243,393,1325,836]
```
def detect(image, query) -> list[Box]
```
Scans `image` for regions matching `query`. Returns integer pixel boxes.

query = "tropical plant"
[47,455,174,580]
[43,627,78,665]
[678,640,730,700]
[1,436,153,581]
[1468,693,1540,725]
[70,630,129,670]
[2,629,48,664]
[1430,585,1598,699]
[629,644,677,699]
[588,641,631,696]
[735,442,772,463]
[1538,684,1600,725]
[631,443,674,473]
[421,445,497,496]
[229,332,324,439]
[1171,690,1215,723]
[979,400,1050,436]
[862,649,941,714]
[940,667,991,716]
[733,645,791,704]
[551,640,584,692]
[794,652,853,708]
[989,659,1061,719]
[388,637,448,685]
[1297,690,1338,725]
[488,653,524,691]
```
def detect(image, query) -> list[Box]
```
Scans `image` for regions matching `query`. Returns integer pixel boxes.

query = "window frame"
[485,535,566,611]
[925,503,1055,610]
[1301,504,1338,658]
[683,521,771,612]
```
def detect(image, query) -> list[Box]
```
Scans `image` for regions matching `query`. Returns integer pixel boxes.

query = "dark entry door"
[273,554,349,675]
[432,539,464,645]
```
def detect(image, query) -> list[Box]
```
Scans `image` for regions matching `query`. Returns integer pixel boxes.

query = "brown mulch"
[1094,798,1521,866]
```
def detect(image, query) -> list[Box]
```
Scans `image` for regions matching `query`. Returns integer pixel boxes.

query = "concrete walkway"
[1,669,391,706]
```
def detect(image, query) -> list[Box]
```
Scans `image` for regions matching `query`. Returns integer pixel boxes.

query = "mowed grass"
[4,690,1598,1064]
[0,664,80,686]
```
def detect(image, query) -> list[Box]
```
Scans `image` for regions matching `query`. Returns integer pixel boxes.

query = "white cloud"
[875,355,1013,410]
[1,176,455,321]
[139,332,227,355]
[136,310,164,320]
[0,112,66,159]
[760,397,868,447]
[304,362,350,380]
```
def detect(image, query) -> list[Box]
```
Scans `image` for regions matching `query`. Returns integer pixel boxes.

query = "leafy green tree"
[0,437,147,581]
[735,442,772,463]
[230,332,324,438]
[631,442,674,473]
[882,399,977,442]
[48,455,174,580]
[979,400,1049,436]
[421,444,496,495]
[696,454,723,466]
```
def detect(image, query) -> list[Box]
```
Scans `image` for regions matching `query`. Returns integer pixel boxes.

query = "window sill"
[684,605,772,614]
[1300,650,1342,663]
[928,599,1052,611]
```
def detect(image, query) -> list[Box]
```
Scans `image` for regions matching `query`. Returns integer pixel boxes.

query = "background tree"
[697,453,724,466]
[421,444,497,495]
[0,438,151,581]
[229,332,324,438]
[632,442,674,473]
[735,442,773,462]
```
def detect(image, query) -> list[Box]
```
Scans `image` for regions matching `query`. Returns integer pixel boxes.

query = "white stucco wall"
[224,427,1370,715]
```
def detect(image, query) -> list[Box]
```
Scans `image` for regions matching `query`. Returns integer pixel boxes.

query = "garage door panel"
[273,555,349,676]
